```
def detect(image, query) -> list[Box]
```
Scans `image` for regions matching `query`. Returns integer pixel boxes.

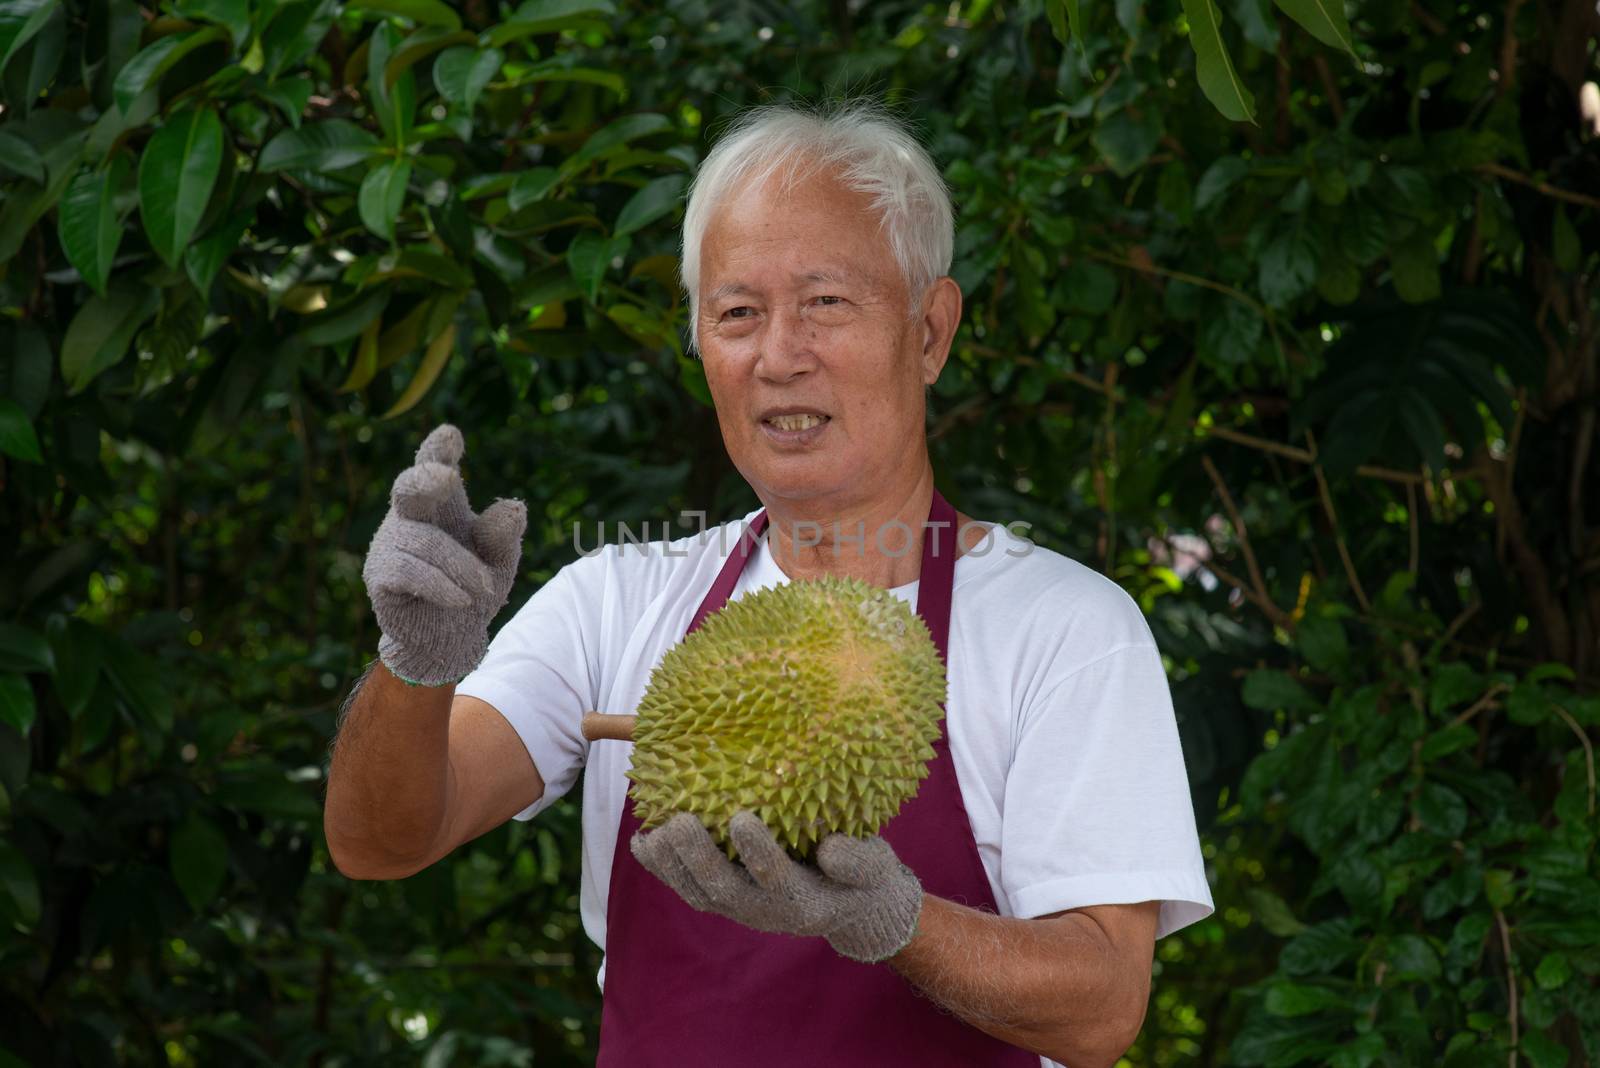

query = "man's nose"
[754,306,818,383]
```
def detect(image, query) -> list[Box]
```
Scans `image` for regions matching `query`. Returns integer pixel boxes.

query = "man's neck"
[759,469,982,588]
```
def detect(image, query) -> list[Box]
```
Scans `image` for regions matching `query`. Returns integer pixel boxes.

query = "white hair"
[678,99,955,350]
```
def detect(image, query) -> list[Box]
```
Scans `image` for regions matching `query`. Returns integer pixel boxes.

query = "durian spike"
[582,712,638,742]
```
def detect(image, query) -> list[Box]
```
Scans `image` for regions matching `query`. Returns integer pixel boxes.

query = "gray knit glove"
[630,810,925,963]
[360,423,526,687]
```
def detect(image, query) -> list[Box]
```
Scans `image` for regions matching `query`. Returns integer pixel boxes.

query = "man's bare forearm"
[324,659,456,879]
[886,895,1152,1067]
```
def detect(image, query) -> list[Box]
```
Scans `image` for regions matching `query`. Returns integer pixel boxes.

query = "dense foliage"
[1,0,1596,1064]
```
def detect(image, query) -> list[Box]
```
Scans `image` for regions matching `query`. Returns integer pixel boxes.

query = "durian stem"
[582,712,637,742]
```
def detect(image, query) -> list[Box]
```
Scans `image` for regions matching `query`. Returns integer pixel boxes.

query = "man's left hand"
[630,810,924,963]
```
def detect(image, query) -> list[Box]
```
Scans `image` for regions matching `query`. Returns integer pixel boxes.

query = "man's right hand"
[361,423,527,687]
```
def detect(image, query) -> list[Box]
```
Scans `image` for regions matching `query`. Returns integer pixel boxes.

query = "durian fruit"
[626,576,947,859]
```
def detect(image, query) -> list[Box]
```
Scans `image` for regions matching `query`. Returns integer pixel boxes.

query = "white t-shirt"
[456,511,1215,1059]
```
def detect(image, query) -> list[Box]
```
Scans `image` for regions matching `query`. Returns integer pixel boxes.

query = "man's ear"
[919,276,963,384]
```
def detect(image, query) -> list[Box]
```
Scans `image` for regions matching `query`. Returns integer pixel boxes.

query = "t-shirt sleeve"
[999,642,1215,939]
[453,562,596,822]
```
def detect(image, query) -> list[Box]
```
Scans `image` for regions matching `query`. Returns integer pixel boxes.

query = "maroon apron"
[597,490,1039,1066]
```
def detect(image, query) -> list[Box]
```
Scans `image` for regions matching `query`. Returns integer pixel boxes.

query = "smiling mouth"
[764,413,829,431]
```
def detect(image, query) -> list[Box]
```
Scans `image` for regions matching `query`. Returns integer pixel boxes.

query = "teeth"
[769,414,824,431]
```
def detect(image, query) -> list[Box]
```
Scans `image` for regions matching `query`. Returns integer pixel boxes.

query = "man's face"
[694,165,953,506]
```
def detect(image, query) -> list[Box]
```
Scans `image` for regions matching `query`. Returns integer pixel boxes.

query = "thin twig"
[1410,1,1448,33]
[1551,703,1596,816]
[1199,424,1314,462]
[1441,600,1482,649]
[1447,682,1511,729]
[1406,477,1420,574]
[1199,454,1290,627]
[1160,533,1287,623]
[1495,0,1525,98]
[1495,908,1519,1068]
[1305,430,1371,612]
[1078,247,1272,321]
[1312,55,1345,123]
[1101,362,1122,575]
[1476,162,1600,210]
[1198,424,1428,485]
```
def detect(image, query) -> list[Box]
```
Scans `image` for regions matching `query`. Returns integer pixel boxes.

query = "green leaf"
[1181,0,1257,122]
[170,814,229,912]
[1332,852,1383,909]
[614,174,686,237]
[1391,231,1441,303]
[1385,933,1440,980]
[1271,0,1354,53]
[0,129,86,263]
[1063,261,1118,314]
[1534,952,1571,990]
[0,130,43,183]
[302,290,390,346]
[1244,887,1307,936]
[60,280,162,394]
[1264,981,1348,1017]
[1428,662,1485,714]
[48,618,100,720]
[176,0,250,43]
[258,75,314,127]
[1195,156,1249,209]
[1506,681,1551,725]
[1243,669,1317,711]
[1294,615,1348,672]
[0,623,51,673]
[1281,918,1361,974]
[0,0,56,74]
[384,25,474,87]
[432,45,502,111]
[139,105,225,267]
[214,771,320,822]
[185,208,254,296]
[338,317,382,393]
[566,231,625,302]
[678,353,713,405]
[347,0,461,29]
[1419,723,1478,762]
[503,56,625,95]
[564,112,672,173]
[365,22,417,145]
[507,166,559,212]
[259,0,337,78]
[1045,0,1081,51]
[0,398,42,464]
[487,0,616,44]
[1260,224,1319,307]
[0,841,40,927]
[0,672,36,733]
[1417,782,1468,837]
[380,321,456,418]
[112,27,227,114]
[99,631,173,731]
[1091,107,1165,177]
[259,119,380,172]
[58,155,129,294]
[4,323,50,421]
[358,159,411,241]
[1521,1032,1571,1068]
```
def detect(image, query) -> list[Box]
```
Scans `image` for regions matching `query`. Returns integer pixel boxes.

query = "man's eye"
[814,295,843,306]
[725,307,753,319]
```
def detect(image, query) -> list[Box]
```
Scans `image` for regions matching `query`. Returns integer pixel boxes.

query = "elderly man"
[326,101,1214,1067]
